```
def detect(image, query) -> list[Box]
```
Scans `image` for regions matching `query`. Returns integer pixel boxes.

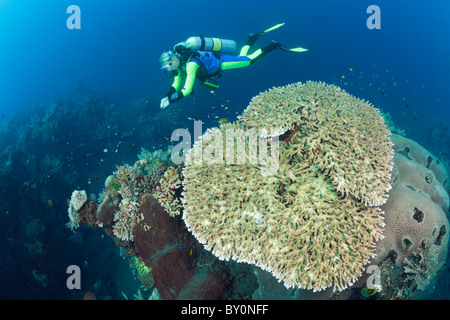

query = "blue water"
[0,0,449,300]
[2,0,449,122]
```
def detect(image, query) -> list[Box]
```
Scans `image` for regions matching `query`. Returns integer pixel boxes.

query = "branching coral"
[112,198,143,241]
[101,149,180,241]
[106,164,154,241]
[155,167,182,217]
[182,82,392,292]
[404,239,442,292]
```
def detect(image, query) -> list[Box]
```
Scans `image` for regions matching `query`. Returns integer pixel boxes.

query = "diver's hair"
[159,51,175,64]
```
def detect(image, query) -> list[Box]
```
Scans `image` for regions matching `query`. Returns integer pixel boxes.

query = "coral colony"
[68,82,449,299]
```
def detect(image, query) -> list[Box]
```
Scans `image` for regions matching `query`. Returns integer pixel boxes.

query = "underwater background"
[0,0,449,299]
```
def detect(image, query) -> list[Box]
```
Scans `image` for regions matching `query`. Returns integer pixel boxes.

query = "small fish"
[380,91,386,96]
[93,176,99,184]
[111,182,120,191]
[189,249,193,256]
[218,117,229,125]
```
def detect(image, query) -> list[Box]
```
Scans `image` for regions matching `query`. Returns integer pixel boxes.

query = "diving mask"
[161,63,178,78]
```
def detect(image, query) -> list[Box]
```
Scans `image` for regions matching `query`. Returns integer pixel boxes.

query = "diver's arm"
[169,62,199,103]
[166,70,183,97]
[161,70,183,108]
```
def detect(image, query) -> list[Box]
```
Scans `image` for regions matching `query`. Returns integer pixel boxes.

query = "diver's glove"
[160,97,170,109]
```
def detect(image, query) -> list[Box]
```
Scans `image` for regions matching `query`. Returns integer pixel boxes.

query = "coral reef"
[252,134,450,300]
[101,149,175,241]
[365,134,449,299]
[63,83,449,300]
[66,189,102,230]
[67,149,257,299]
[182,81,393,292]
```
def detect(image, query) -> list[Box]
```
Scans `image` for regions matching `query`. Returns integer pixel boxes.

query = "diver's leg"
[239,34,259,56]
[248,41,280,64]
[224,42,280,70]
[221,54,252,71]
[224,39,305,71]
[240,23,285,56]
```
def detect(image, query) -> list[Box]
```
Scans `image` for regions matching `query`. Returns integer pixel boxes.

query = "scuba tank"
[183,36,237,54]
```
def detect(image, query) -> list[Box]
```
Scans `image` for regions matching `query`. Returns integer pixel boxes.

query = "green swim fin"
[284,47,308,53]
[274,41,308,53]
[251,23,285,38]
[260,23,285,35]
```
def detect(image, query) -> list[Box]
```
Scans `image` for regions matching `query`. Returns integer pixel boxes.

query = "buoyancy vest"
[189,51,222,81]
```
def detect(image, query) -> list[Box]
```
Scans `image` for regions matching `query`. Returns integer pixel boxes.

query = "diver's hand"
[160,97,170,109]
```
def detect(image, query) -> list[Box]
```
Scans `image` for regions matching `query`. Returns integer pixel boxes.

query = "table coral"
[239,81,393,206]
[182,81,393,292]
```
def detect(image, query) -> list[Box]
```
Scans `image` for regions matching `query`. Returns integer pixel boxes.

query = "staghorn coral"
[154,166,182,217]
[112,198,143,241]
[182,82,392,292]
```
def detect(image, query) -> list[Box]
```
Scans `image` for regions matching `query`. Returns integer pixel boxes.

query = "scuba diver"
[159,23,307,108]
